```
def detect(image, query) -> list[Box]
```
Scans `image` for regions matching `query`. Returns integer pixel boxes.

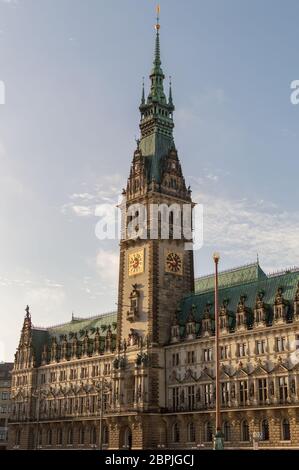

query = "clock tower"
[117,15,194,350]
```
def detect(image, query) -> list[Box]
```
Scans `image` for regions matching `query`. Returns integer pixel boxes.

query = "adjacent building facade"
[0,362,13,450]
[8,18,299,450]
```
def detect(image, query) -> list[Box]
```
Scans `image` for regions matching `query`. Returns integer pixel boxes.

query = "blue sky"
[0,0,299,360]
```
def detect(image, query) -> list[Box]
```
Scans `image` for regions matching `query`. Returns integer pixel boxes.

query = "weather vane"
[155,4,160,31]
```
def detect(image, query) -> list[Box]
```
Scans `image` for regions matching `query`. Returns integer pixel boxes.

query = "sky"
[0,0,299,361]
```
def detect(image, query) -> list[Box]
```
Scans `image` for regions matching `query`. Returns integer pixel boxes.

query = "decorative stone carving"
[128,328,139,347]
[127,284,140,322]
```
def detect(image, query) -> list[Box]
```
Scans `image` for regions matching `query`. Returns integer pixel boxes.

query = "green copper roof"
[48,311,117,340]
[195,262,267,293]
[179,265,299,328]
[31,311,117,364]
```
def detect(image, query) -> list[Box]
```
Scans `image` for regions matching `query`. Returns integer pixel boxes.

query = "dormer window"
[274,287,290,323]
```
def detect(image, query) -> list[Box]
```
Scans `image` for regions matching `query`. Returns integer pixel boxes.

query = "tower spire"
[138,5,175,183]
[169,76,173,107]
[141,77,145,105]
[148,5,166,103]
[154,5,161,68]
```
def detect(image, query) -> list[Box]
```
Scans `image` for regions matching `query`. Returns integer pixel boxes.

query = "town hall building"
[8,16,299,450]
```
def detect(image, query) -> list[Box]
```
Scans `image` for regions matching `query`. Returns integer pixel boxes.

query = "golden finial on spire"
[155,4,160,31]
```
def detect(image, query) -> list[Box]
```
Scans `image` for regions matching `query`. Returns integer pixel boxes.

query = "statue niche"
[127,284,140,322]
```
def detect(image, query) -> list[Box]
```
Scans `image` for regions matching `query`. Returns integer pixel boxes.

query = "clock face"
[165,251,183,275]
[128,249,144,276]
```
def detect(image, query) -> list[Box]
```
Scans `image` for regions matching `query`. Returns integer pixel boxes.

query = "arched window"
[187,422,195,443]
[67,428,73,445]
[103,425,109,446]
[15,429,21,446]
[124,427,132,449]
[241,420,250,441]
[38,429,43,446]
[47,428,52,445]
[282,419,290,441]
[172,422,180,443]
[79,426,85,445]
[90,426,97,445]
[261,419,269,441]
[223,421,231,441]
[57,428,62,445]
[205,421,213,442]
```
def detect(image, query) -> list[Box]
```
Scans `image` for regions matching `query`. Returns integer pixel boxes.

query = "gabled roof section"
[47,311,117,340]
[195,262,266,294]
[30,311,117,364]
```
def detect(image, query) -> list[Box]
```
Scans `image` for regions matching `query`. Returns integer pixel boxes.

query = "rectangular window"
[203,349,212,362]
[258,378,268,403]
[50,372,56,383]
[69,398,74,414]
[1,392,9,400]
[172,387,179,411]
[188,385,195,410]
[237,343,247,357]
[256,340,266,355]
[204,384,213,406]
[91,395,97,413]
[278,376,288,402]
[276,337,286,352]
[59,370,66,382]
[187,351,195,364]
[172,353,179,367]
[221,382,229,405]
[239,380,248,404]
[220,346,228,359]
[70,369,77,380]
[80,367,88,379]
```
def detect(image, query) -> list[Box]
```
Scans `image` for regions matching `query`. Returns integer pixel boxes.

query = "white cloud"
[191,178,299,272]
[61,174,124,218]
[96,248,119,285]
[25,286,67,327]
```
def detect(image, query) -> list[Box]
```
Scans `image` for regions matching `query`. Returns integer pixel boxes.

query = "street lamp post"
[96,377,111,450]
[213,252,224,450]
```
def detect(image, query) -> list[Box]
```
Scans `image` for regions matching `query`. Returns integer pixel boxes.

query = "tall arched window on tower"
[102,425,109,447]
[205,421,213,442]
[281,419,291,441]
[47,428,52,446]
[172,422,180,443]
[223,421,231,441]
[38,428,43,447]
[90,426,97,445]
[187,422,196,443]
[124,427,132,449]
[241,420,250,442]
[15,429,21,446]
[261,419,269,441]
[57,428,62,446]
[79,426,85,445]
[67,427,73,445]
